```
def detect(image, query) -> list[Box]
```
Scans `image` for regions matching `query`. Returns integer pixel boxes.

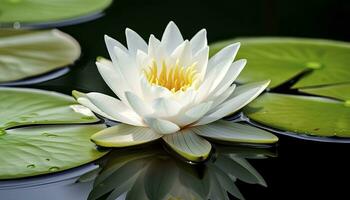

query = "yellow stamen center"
[144,60,198,93]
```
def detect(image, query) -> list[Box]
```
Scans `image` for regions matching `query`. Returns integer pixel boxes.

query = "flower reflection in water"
[87,144,276,200]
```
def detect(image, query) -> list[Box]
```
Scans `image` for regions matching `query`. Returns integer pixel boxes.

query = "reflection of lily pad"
[0,0,112,26]
[210,38,350,139]
[0,29,80,83]
[0,87,98,131]
[0,124,107,179]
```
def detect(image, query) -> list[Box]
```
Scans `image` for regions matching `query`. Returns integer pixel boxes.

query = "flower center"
[144,60,198,93]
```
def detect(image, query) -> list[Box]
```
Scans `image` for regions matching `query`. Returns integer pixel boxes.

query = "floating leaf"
[0,29,80,83]
[244,93,350,137]
[0,0,112,26]
[210,37,350,89]
[299,83,350,102]
[0,87,99,131]
[0,124,107,179]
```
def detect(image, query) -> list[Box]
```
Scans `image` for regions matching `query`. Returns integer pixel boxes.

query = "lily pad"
[0,124,107,179]
[210,37,350,139]
[0,87,99,132]
[210,37,350,89]
[0,0,112,27]
[244,93,350,137]
[0,29,80,83]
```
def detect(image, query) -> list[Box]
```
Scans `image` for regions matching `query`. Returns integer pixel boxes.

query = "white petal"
[208,42,240,71]
[96,58,130,102]
[136,50,151,70]
[143,117,180,134]
[125,91,153,117]
[210,59,246,95]
[86,92,144,126]
[125,28,148,56]
[192,120,278,144]
[170,40,192,67]
[190,29,207,55]
[173,101,213,127]
[194,80,270,126]
[161,21,184,54]
[104,35,128,64]
[195,68,218,103]
[114,46,142,94]
[209,84,236,109]
[162,129,211,162]
[192,46,209,80]
[91,124,162,147]
[76,96,115,120]
[140,76,172,102]
[152,98,182,118]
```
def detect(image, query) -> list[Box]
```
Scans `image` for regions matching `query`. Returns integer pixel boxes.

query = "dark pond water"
[1,0,350,199]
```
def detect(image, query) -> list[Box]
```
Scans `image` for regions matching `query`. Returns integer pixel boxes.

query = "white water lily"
[73,22,278,161]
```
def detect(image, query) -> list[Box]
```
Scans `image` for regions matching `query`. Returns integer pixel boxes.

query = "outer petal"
[104,35,128,64]
[190,29,207,55]
[73,90,115,120]
[192,120,278,144]
[125,28,148,56]
[96,57,130,102]
[161,21,184,54]
[91,124,162,147]
[86,92,144,126]
[143,117,180,134]
[194,80,270,126]
[162,129,212,162]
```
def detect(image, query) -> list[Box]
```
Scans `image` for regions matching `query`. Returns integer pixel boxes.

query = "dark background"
[34,0,350,199]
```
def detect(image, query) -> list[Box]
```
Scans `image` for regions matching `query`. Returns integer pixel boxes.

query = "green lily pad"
[244,93,350,137]
[210,37,350,89]
[210,37,350,139]
[299,83,350,102]
[0,87,99,132]
[0,124,107,179]
[0,29,80,83]
[0,0,112,25]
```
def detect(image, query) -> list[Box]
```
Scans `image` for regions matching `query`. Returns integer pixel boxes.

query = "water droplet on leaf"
[27,164,35,169]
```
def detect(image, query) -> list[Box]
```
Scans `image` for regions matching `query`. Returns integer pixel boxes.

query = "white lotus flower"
[73,22,278,161]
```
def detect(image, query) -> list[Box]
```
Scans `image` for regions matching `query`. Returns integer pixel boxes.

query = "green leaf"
[299,83,350,102]
[0,124,107,179]
[0,0,112,25]
[244,93,350,137]
[210,37,350,89]
[0,29,80,83]
[162,129,212,162]
[0,87,99,131]
[91,124,162,147]
[192,120,278,144]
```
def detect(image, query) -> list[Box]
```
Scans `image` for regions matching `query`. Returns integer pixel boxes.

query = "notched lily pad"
[0,0,113,27]
[0,87,99,131]
[210,37,350,89]
[0,124,107,179]
[0,29,80,84]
